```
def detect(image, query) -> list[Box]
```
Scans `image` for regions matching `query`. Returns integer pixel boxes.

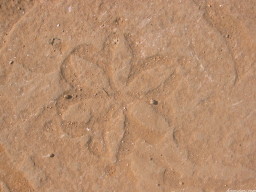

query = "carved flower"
[57,33,175,162]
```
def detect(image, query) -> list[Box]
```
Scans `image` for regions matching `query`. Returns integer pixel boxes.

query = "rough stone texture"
[0,0,256,191]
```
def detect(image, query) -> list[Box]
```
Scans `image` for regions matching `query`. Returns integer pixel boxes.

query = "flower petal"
[59,97,112,138]
[61,45,110,93]
[127,65,173,94]
[128,101,171,143]
[105,109,125,163]
[110,34,132,90]
[61,102,91,123]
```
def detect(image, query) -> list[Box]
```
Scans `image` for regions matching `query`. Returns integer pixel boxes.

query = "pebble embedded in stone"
[64,95,72,99]
[50,153,55,158]
[150,99,158,105]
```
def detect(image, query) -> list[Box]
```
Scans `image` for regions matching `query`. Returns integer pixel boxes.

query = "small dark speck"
[50,153,55,158]
[150,99,158,105]
[64,95,72,99]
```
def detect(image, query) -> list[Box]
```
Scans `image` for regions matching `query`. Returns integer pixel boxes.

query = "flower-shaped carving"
[57,33,175,162]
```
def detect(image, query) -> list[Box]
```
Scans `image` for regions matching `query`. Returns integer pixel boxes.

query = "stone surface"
[0,0,256,191]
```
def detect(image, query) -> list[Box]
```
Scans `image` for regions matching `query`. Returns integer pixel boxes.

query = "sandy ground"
[0,0,256,191]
